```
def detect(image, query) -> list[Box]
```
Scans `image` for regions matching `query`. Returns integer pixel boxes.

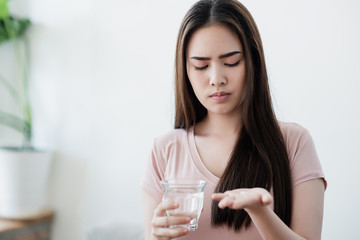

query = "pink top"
[140,122,326,239]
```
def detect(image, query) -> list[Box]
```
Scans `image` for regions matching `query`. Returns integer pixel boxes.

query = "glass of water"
[161,179,206,231]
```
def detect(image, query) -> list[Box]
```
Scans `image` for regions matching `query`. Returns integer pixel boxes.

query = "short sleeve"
[139,138,165,202]
[281,122,327,189]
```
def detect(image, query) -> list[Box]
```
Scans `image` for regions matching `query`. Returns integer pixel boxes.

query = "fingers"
[211,193,227,201]
[212,193,234,209]
[218,196,239,209]
[151,201,190,239]
[152,215,191,228]
[261,194,272,206]
[212,192,240,209]
[153,201,191,228]
[152,226,189,239]
[154,202,179,217]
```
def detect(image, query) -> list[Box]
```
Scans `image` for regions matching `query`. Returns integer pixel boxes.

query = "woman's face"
[186,24,246,116]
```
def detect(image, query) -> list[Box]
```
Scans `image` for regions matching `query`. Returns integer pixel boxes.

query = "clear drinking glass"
[161,179,207,231]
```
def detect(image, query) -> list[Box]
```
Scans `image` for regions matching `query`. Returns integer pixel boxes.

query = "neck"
[195,111,242,136]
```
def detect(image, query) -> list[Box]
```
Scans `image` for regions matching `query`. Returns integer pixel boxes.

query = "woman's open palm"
[211,188,272,212]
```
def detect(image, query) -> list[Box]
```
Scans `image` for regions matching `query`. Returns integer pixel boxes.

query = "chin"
[208,105,241,115]
[209,108,234,115]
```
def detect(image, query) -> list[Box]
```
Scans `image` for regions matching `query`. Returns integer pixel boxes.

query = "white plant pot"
[0,147,53,219]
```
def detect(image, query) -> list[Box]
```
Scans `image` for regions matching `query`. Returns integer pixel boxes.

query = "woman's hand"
[211,187,272,213]
[150,201,191,240]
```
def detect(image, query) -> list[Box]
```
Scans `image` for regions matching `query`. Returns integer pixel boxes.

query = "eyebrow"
[190,51,242,60]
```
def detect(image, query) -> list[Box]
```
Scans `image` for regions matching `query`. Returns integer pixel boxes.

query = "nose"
[209,64,226,87]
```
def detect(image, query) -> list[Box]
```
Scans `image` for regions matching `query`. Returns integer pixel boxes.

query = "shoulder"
[278,121,308,136]
[278,121,312,145]
[152,128,188,151]
[149,128,190,171]
[278,121,317,160]
[278,121,319,166]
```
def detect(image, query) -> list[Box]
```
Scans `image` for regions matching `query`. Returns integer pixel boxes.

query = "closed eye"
[224,61,240,67]
[195,65,208,70]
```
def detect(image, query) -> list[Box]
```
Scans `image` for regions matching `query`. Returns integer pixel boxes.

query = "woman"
[140,0,326,239]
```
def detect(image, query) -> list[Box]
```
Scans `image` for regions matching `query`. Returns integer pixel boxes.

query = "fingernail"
[186,217,191,223]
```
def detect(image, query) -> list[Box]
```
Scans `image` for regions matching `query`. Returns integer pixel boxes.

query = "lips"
[210,92,231,102]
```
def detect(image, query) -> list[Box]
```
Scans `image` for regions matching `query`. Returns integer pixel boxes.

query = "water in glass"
[161,179,206,231]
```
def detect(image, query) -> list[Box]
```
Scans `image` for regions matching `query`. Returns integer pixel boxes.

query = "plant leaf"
[0,16,31,44]
[0,110,30,138]
[0,73,21,106]
[0,0,9,19]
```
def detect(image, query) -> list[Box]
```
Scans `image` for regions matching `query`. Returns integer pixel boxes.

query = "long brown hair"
[174,0,292,231]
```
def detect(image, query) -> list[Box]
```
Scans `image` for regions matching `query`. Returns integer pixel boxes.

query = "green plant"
[0,0,32,150]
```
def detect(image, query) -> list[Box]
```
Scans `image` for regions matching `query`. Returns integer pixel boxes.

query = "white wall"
[0,0,359,239]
